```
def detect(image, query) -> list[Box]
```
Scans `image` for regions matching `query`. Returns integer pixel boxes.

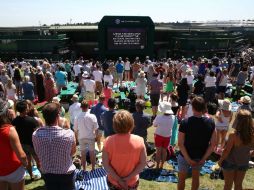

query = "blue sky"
[1,0,253,26]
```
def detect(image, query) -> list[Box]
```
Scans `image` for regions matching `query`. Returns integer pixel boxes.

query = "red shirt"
[0,124,22,176]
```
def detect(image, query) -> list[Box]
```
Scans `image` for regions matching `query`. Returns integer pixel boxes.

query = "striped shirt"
[32,126,76,174]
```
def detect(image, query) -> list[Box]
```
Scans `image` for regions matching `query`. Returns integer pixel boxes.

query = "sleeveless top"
[0,124,22,176]
[215,112,231,127]
[226,143,252,166]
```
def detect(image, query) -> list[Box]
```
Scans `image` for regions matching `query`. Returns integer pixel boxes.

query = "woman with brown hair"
[218,109,254,190]
[0,99,27,190]
[102,110,146,190]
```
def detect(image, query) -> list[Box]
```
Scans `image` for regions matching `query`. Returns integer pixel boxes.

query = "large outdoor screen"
[107,28,147,50]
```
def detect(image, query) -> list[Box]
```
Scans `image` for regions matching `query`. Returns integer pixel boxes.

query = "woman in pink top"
[102,110,146,190]
[102,82,112,108]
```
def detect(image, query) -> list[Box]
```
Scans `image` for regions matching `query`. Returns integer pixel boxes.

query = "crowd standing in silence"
[0,49,254,190]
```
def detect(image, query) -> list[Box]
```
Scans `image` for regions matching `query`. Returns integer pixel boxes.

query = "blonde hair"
[233,109,254,145]
[113,110,134,134]
[24,75,30,83]
[6,79,15,89]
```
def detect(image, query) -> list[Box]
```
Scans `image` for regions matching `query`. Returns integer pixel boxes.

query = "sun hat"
[139,71,145,77]
[158,101,173,114]
[82,71,89,78]
[71,94,79,102]
[219,99,231,111]
[52,96,61,103]
[240,96,251,104]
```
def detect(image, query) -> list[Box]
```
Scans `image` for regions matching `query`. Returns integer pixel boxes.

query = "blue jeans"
[43,171,75,190]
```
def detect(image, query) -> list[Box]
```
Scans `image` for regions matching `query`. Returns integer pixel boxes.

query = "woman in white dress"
[135,71,147,99]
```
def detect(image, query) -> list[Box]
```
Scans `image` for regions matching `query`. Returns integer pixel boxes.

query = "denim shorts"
[221,160,249,171]
[177,154,202,172]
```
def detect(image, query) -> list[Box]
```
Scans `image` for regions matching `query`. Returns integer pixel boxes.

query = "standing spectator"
[180,61,190,78]
[13,65,22,99]
[204,71,216,103]
[186,69,194,93]
[0,69,10,85]
[132,99,151,149]
[64,60,72,82]
[135,71,147,99]
[74,100,98,171]
[101,98,117,138]
[218,110,254,190]
[215,99,233,148]
[90,95,107,152]
[235,68,248,100]
[35,67,45,102]
[149,73,163,119]
[124,57,131,81]
[73,61,82,82]
[177,78,189,119]
[153,102,177,169]
[92,65,103,96]
[102,110,146,190]
[33,103,76,190]
[12,101,40,180]
[103,70,114,87]
[44,72,57,102]
[22,76,34,101]
[229,60,241,82]
[147,63,155,83]
[68,94,82,130]
[6,79,17,102]
[102,82,112,108]
[0,81,5,99]
[193,74,205,96]
[115,57,124,87]
[177,96,216,190]
[132,58,141,81]
[82,74,95,101]
[101,60,109,76]
[55,67,67,92]
[0,98,27,190]
[170,93,179,115]
[165,71,174,102]
[217,69,228,99]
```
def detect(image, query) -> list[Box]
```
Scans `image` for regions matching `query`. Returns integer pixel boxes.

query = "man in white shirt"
[92,65,103,96]
[68,94,82,129]
[73,61,82,82]
[74,100,98,171]
[83,75,95,101]
[180,61,190,78]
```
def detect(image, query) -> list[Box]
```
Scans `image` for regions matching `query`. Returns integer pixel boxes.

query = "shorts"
[22,144,37,157]
[79,138,95,151]
[0,166,25,183]
[154,134,170,148]
[177,154,202,172]
[95,81,103,94]
[116,73,123,81]
[217,86,227,93]
[85,91,95,101]
[221,160,249,171]
[215,125,229,131]
[150,94,160,107]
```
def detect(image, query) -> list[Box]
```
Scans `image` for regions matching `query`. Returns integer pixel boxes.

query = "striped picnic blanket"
[75,168,108,190]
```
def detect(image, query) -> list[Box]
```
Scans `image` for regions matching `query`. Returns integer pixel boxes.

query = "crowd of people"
[0,49,254,190]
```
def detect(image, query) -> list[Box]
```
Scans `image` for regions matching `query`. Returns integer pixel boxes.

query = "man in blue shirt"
[55,67,67,92]
[101,98,117,138]
[115,57,124,87]
[90,95,107,152]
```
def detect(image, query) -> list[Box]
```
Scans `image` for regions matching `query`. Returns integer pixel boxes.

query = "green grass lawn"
[25,107,254,190]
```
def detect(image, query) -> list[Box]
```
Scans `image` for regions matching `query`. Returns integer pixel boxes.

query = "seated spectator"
[132,99,151,148]
[33,103,76,190]
[0,98,27,190]
[238,96,252,112]
[103,110,146,190]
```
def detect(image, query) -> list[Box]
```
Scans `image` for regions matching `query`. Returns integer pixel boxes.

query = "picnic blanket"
[140,168,178,183]
[26,167,108,190]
